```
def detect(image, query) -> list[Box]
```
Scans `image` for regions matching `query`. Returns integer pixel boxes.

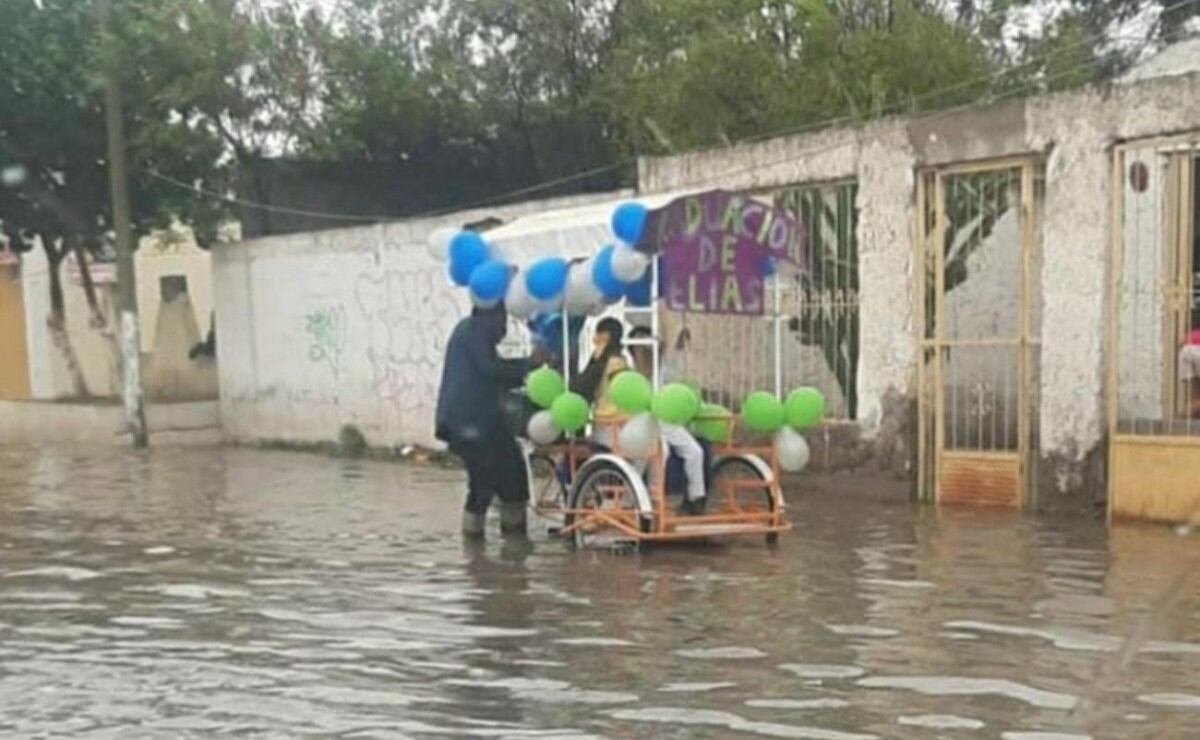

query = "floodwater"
[1,446,1199,740]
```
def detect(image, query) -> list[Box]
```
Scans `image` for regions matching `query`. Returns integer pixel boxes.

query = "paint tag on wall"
[637,190,807,315]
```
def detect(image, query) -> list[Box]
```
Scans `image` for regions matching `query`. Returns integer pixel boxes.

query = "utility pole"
[101,0,148,448]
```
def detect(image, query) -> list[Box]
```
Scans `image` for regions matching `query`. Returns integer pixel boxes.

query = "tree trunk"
[67,234,106,328]
[41,233,65,324]
[41,233,90,399]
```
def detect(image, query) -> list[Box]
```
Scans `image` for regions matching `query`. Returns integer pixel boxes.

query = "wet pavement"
[1,444,1199,739]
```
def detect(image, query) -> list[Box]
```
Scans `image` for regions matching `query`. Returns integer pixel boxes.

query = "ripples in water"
[0,444,1198,738]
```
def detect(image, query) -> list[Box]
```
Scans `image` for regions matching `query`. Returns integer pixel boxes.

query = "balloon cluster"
[607,374,825,471]
[523,364,824,476]
[425,202,655,317]
[604,371,700,459]
[739,388,825,472]
[523,366,590,442]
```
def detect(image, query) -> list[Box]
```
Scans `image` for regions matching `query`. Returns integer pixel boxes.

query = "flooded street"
[1,445,1199,739]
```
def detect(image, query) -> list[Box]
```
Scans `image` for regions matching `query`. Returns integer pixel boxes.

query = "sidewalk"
[0,399,220,445]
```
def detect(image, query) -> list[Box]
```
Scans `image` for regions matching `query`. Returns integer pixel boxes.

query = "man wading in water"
[436,303,545,538]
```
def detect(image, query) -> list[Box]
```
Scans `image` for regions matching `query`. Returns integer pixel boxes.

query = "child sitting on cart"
[628,326,710,515]
[571,317,629,450]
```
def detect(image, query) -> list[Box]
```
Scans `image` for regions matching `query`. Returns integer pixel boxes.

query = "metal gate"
[663,181,860,420]
[917,159,1041,507]
[1108,138,1200,524]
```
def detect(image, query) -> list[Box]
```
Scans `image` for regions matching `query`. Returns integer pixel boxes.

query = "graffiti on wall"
[355,267,464,434]
[303,304,348,378]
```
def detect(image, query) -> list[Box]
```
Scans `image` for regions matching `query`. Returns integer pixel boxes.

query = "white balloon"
[505,270,539,319]
[775,427,811,473]
[618,412,661,460]
[611,245,649,283]
[536,294,564,315]
[527,410,560,446]
[427,226,456,262]
[489,240,511,263]
[564,259,603,316]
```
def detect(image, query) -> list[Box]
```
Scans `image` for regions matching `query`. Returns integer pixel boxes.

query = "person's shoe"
[677,497,707,517]
[462,509,487,539]
[498,501,529,538]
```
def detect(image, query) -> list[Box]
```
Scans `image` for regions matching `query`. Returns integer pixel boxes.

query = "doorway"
[1109,139,1200,523]
[917,158,1041,507]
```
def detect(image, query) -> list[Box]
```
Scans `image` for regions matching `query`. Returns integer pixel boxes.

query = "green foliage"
[601,0,994,154]
[0,0,246,265]
[4,0,1194,264]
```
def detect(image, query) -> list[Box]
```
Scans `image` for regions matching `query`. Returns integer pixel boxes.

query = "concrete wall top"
[1120,37,1200,84]
[639,121,876,194]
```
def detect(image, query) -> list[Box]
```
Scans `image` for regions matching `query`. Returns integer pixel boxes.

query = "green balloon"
[742,391,785,433]
[785,387,826,429]
[550,392,590,433]
[692,403,732,443]
[526,366,565,409]
[652,383,700,426]
[609,371,653,414]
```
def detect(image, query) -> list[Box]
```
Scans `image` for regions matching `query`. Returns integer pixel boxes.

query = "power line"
[419,160,634,217]
[146,170,384,223]
[736,23,1166,148]
[663,44,1160,192]
[150,57,1113,223]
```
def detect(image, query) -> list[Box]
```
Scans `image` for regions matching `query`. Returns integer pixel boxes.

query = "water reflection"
[0,444,1197,738]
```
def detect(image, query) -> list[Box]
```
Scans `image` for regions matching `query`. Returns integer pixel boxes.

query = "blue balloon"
[624,271,653,307]
[762,257,777,278]
[592,245,625,302]
[469,259,509,303]
[530,314,584,344]
[612,202,648,244]
[525,257,569,301]
[622,257,663,306]
[528,314,585,372]
[529,313,556,335]
[449,231,489,286]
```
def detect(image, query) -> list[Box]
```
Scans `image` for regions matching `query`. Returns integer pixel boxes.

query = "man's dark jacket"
[435,312,528,443]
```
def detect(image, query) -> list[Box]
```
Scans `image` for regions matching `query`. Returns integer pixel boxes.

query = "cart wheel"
[565,461,645,551]
[528,452,566,510]
[712,456,778,547]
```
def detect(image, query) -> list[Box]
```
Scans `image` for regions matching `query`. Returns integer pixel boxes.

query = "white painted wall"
[640,120,912,434]
[212,72,1200,496]
[213,193,641,449]
[19,246,119,398]
[21,247,55,399]
[135,228,216,353]
[18,228,218,401]
[1121,38,1200,85]
[641,70,1200,489]
[1116,146,1167,422]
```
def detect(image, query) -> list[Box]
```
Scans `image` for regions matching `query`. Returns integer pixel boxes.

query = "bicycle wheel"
[565,461,644,551]
[711,456,778,545]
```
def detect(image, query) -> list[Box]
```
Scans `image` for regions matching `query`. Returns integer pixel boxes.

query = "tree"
[968,1,1200,90]
[0,0,235,396]
[601,0,996,155]
[296,0,627,208]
